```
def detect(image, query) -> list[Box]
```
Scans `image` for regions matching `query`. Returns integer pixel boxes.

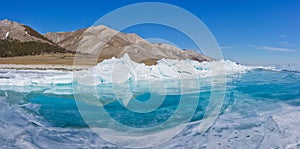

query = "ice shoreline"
[0,54,262,87]
[0,53,267,73]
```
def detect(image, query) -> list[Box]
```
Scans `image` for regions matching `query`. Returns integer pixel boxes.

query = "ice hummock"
[75,53,256,85]
[0,54,263,91]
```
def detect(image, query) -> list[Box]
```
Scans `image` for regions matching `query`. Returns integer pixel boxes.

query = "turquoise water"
[0,68,300,148]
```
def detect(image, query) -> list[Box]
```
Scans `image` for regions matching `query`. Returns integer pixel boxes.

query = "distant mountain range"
[0,19,212,65]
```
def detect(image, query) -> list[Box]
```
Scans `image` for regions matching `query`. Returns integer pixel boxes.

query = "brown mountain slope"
[0,19,52,43]
[0,19,66,57]
[44,25,213,64]
[0,19,212,66]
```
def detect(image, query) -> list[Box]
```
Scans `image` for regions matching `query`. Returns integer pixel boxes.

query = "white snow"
[3,31,9,39]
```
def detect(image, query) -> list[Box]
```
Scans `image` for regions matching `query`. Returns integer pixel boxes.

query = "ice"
[157,60,178,77]
[0,57,299,148]
[0,69,72,93]
[0,96,114,149]
[275,64,300,73]
[270,110,300,147]
[43,86,74,95]
[0,54,264,90]
[76,54,258,85]
[154,97,300,149]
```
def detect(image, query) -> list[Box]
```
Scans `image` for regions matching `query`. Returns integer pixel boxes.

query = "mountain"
[0,19,65,57]
[0,19,212,65]
[44,25,212,65]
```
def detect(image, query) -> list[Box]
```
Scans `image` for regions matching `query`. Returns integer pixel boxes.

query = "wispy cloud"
[220,46,233,49]
[279,35,286,38]
[260,46,295,52]
[245,44,255,47]
[280,41,293,47]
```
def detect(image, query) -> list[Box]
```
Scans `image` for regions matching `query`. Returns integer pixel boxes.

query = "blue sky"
[1,0,299,65]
